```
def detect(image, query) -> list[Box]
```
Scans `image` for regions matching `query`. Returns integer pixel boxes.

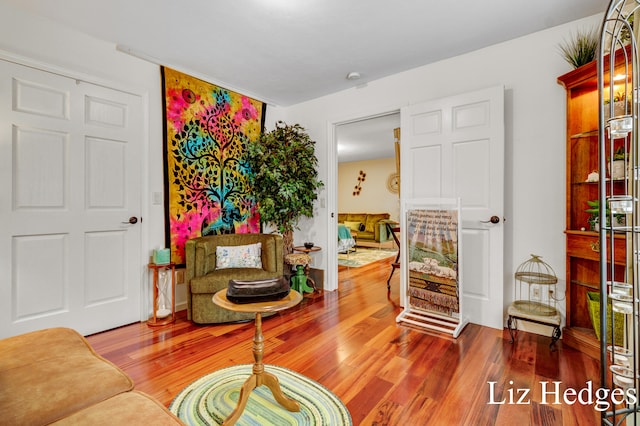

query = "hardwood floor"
[87,257,601,425]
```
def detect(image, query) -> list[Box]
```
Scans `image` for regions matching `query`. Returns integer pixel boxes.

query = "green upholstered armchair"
[185,233,284,324]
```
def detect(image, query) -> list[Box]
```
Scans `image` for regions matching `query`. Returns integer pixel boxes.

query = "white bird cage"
[513,254,558,317]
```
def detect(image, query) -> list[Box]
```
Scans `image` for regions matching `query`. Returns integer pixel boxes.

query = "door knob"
[122,216,138,224]
[481,215,500,224]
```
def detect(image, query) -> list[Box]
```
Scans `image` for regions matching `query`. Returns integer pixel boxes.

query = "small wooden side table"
[213,289,303,425]
[147,262,176,327]
[292,245,322,255]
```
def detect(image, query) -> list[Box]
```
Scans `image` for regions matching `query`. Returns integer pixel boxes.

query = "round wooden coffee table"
[212,289,303,425]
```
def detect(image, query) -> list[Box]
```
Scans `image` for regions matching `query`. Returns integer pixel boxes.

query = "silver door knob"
[122,217,138,224]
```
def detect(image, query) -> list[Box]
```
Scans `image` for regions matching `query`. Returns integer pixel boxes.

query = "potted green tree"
[247,121,324,254]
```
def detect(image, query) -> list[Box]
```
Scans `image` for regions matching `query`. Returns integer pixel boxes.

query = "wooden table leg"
[223,375,258,425]
[222,313,300,425]
[260,371,300,412]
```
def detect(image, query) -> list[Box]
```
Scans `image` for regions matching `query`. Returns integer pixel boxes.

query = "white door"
[0,59,143,338]
[400,85,504,330]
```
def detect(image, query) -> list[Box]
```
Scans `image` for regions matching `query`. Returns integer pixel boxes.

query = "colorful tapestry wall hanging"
[162,67,266,265]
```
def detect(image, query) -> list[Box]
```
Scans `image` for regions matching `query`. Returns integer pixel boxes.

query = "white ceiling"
[6,1,606,163]
[7,0,606,107]
[337,113,400,163]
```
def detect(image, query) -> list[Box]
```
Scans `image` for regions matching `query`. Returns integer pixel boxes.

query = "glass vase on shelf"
[156,268,172,319]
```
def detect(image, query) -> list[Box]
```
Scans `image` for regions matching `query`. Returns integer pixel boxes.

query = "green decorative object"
[290,265,313,293]
[585,199,625,230]
[247,121,324,254]
[587,291,624,346]
[152,248,171,265]
[285,252,314,293]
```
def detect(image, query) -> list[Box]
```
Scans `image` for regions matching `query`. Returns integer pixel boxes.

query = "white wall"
[0,3,287,313]
[338,158,400,221]
[0,1,602,324]
[0,3,171,309]
[277,13,603,322]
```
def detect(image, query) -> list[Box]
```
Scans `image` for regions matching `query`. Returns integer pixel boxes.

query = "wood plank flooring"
[87,257,601,425]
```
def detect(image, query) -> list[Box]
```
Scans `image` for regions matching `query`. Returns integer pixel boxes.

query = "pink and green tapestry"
[162,67,265,265]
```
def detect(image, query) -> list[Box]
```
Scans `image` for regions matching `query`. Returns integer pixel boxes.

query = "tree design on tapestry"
[162,67,265,265]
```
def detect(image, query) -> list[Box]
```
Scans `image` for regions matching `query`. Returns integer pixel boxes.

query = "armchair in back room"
[185,233,284,324]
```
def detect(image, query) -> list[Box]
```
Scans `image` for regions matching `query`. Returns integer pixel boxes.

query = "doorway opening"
[332,111,401,289]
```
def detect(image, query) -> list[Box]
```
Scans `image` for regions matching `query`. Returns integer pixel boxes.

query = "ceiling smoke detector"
[346,72,361,81]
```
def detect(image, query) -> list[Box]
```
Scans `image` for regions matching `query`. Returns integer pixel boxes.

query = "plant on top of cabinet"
[558,27,599,69]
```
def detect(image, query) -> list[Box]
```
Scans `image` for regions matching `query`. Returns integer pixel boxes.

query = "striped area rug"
[169,364,352,425]
[338,247,397,268]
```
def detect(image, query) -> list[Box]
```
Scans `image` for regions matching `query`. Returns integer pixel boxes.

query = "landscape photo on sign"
[406,209,459,316]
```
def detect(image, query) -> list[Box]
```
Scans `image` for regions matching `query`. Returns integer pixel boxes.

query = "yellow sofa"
[0,327,183,425]
[185,233,284,324]
[338,213,392,243]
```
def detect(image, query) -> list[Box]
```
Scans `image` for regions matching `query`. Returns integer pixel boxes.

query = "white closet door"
[0,59,143,337]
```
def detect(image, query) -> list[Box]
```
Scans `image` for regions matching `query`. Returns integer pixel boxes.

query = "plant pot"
[605,100,629,120]
[610,160,626,180]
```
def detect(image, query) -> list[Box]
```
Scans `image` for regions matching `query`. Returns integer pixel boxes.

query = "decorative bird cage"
[513,254,558,317]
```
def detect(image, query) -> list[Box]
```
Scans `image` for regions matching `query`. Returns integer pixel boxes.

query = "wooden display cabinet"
[558,57,629,359]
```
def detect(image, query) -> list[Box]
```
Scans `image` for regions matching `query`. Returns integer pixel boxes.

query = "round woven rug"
[169,364,352,425]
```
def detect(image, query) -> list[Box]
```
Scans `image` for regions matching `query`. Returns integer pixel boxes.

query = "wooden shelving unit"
[558,54,629,360]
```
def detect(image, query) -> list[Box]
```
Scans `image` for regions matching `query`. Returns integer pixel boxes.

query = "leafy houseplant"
[558,27,599,69]
[605,92,630,120]
[585,199,624,230]
[605,92,627,106]
[585,200,601,230]
[613,146,626,160]
[247,121,324,254]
